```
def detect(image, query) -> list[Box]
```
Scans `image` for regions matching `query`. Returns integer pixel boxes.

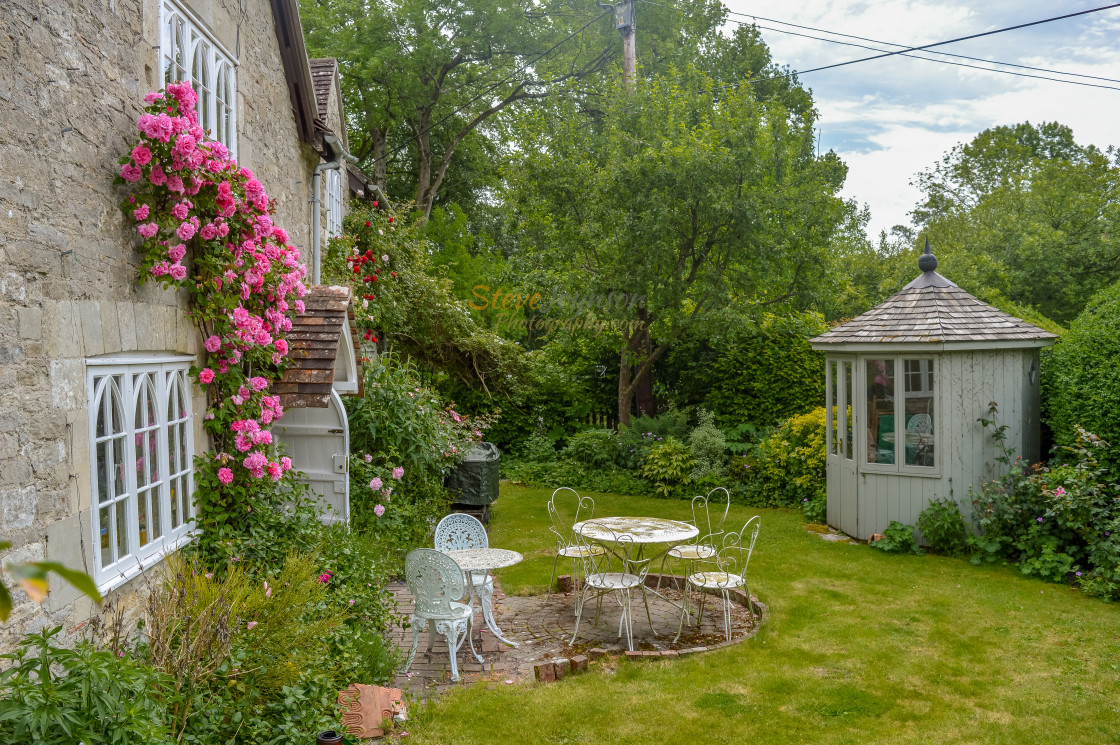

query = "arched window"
[215,62,234,150]
[92,375,131,569]
[166,370,193,530]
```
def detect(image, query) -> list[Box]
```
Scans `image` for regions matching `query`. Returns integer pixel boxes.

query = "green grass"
[405,484,1120,744]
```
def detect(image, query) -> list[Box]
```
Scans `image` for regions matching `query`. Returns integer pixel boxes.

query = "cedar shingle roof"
[272,285,361,408]
[309,58,337,121]
[812,252,1056,347]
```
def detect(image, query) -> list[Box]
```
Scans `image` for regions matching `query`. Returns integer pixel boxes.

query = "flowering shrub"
[115,82,311,561]
[743,408,826,519]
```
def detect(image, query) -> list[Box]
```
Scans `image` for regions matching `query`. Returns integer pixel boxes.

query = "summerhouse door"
[272,389,351,525]
[826,359,858,536]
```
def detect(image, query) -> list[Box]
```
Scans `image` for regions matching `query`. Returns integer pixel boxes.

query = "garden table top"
[444,547,523,572]
[573,516,699,545]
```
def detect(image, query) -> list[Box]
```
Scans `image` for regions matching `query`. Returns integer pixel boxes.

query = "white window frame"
[160,0,238,156]
[859,355,939,477]
[326,168,343,238]
[86,356,197,591]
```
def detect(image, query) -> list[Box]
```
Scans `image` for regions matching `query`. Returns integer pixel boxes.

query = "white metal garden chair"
[402,548,483,683]
[434,513,493,634]
[656,487,731,592]
[569,522,653,652]
[546,487,604,599]
[674,515,760,643]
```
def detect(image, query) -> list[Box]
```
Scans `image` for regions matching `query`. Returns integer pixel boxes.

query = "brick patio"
[389,575,763,699]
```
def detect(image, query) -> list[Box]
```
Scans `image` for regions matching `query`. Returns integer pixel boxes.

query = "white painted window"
[160,0,237,154]
[864,356,936,472]
[326,168,343,238]
[86,357,196,589]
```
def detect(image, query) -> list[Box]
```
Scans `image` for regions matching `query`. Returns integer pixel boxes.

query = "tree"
[507,66,848,426]
[911,122,1120,324]
[300,0,728,219]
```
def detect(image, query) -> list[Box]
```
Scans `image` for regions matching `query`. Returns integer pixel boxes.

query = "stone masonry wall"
[0,0,322,648]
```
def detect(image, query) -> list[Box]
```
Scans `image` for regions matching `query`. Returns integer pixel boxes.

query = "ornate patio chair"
[546,487,604,599]
[402,548,483,683]
[674,515,760,643]
[434,513,493,629]
[569,522,652,652]
[656,487,731,592]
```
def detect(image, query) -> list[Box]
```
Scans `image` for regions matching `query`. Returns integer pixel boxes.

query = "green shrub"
[0,627,174,745]
[503,458,650,496]
[1043,281,1120,481]
[918,498,968,555]
[518,431,557,462]
[688,409,728,481]
[641,436,695,497]
[871,521,923,555]
[564,429,618,469]
[745,408,826,517]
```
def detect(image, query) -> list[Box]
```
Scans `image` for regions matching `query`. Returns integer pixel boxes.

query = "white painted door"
[826,358,858,536]
[273,390,350,525]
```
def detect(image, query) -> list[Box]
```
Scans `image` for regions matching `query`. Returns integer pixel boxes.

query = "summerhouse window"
[86,357,196,590]
[326,168,343,238]
[864,357,935,471]
[160,0,237,154]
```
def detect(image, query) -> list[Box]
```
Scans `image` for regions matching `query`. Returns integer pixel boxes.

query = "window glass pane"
[110,378,123,432]
[112,436,126,496]
[138,490,150,546]
[178,421,188,472]
[148,430,160,482]
[152,487,163,541]
[96,384,107,438]
[904,359,935,467]
[96,441,109,504]
[115,500,129,560]
[866,359,895,464]
[843,361,854,460]
[170,476,180,529]
[828,360,838,455]
[100,506,112,566]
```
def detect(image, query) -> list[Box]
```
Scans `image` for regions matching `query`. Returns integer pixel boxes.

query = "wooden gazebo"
[810,242,1056,540]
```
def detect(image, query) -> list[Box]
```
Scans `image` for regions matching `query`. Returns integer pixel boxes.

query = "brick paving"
[389,575,763,700]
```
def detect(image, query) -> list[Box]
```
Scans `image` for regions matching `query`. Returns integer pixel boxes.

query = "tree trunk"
[372,127,387,193]
[415,111,432,214]
[618,344,633,429]
[635,323,656,417]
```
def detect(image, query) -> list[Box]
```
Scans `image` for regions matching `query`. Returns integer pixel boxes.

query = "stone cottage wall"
[0,0,321,648]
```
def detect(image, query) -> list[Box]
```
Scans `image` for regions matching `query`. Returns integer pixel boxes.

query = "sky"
[717,0,1120,237]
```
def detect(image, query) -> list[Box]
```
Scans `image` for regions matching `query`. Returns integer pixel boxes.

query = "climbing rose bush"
[116,82,309,558]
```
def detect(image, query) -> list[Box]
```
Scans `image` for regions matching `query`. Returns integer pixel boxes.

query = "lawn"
[404,483,1120,744]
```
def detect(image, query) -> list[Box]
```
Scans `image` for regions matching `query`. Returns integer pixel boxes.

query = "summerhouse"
[810,243,1057,540]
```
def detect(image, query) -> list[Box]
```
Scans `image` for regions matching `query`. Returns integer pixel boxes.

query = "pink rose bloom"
[168,264,187,280]
[120,163,142,182]
[167,175,184,194]
[176,221,196,240]
[168,243,187,262]
[392,467,404,480]
[381,488,392,498]
[150,262,170,277]
[369,477,382,490]
[267,462,282,481]
[374,504,386,517]
[364,454,373,463]
[280,456,292,472]
[198,368,215,384]
[318,572,331,584]
[131,144,152,166]
[132,204,149,221]
[451,411,462,423]
[199,223,218,240]
[204,335,221,353]
[149,163,166,185]
[274,338,289,356]
[294,300,306,315]
[249,376,269,392]
[137,222,159,238]
[217,467,234,484]
[143,92,164,104]
[246,621,257,630]
[170,202,189,221]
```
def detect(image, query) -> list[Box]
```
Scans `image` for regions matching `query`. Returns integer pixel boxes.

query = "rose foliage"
[116,82,311,562]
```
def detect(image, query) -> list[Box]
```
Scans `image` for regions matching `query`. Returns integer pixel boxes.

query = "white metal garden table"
[572,516,699,620]
[444,547,523,647]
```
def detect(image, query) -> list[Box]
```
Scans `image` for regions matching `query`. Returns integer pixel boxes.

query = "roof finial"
[918,235,938,273]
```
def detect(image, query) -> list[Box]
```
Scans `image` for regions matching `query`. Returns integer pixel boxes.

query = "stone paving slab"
[388,575,762,700]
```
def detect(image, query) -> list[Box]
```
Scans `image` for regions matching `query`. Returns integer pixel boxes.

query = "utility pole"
[599,0,636,90]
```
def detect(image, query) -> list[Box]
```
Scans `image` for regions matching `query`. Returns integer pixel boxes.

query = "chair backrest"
[907,413,933,434]
[573,521,632,578]
[404,548,467,617]
[434,513,488,553]
[719,515,761,578]
[547,487,595,549]
[690,487,731,546]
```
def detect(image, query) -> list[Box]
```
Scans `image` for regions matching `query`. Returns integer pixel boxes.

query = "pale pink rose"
[374,504,385,517]
[176,221,196,240]
[168,264,186,280]
[198,368,215,384]
[137,222,159,238]
[392,467,404,480]
[168,243,186,263]
[132,204,149,221]
[217,467,233,484]
[131,144,152,166]
[369,477,382,491]
[204,335,221,353]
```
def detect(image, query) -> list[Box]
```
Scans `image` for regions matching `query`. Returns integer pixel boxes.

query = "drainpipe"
[312,134,358,285]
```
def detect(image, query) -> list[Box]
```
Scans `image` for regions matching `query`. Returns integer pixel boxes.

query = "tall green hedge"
[1043,281,1120,479]
[703,312,828,430]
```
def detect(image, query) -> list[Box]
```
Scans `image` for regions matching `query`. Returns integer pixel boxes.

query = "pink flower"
[167,175,184,194]
[204,335,221,353]
[1055,486,1067,497]
[274,338,289,356]
[137,222,159,239]
[204,572,213,579]
[318,572,332,584]
[132,204,150,221]
[349,599,356,606]
[168,264,187,280]
[143,92,164,104]
[392,467,404,480]
[280,456,292,472]
[369,477,382,490]
[149,163,166,185]
[374,504,386,517]
[217,467,233,484]
[364,454,373,463]
[168,243,187,263]
[246,621,258,630]
[264,581,272,598]
[249,376,268,392]
[170,201,190,221]
[176,221,196,240]
[451,411,462,423]
[267,461,282,481]
[198,368,215,384]
[131,144,152,166]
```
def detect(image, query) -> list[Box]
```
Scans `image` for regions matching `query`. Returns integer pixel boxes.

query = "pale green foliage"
[640,436,695,497]
[564,429,617,469]
[688,410,727,481]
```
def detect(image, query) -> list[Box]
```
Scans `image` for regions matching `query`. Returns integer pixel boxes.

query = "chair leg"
[570,583,589,647]
[546,552,561,601]
[426,619,436,653]
[623,590,634,651]
[696,589,707,626]
[405,615,421,673]
[656,552,669,591]
[721,590,731,641]
[445,621,462,683]
[673,585,689,643]
[640,583,655,633]
[466,612,483,663]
